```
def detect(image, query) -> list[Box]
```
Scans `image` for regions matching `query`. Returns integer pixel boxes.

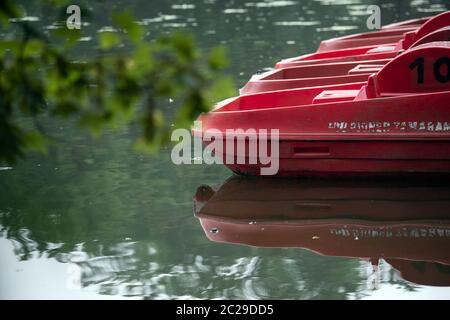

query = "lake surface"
[1,0,450,299]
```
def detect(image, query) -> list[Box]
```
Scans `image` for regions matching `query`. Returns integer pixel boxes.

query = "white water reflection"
[245,1,298,8]
[417,4,447,12]
[9,16,40,22]
[139,15,179,25]
[2,230,450,299]
[171,4,196,10]
[362,285,450,300]
[0,238,135,299]
[315,0,361,5]
[274,21,320,26]
[317,25,359,31]
[223,9,248,14]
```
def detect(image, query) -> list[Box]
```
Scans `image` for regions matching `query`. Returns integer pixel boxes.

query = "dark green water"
[1,0,450,299]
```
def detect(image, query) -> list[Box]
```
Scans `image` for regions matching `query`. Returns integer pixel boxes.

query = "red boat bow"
[193,11,450,177]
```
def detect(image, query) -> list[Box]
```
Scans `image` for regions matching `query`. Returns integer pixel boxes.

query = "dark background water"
[1,0,450,299]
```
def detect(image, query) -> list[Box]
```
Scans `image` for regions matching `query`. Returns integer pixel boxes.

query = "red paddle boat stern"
[193,41,450,177]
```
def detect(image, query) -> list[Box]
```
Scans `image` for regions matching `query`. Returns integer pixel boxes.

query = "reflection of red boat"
[193,177,450,286]
[194,42,450,177]
[275,11,450,70]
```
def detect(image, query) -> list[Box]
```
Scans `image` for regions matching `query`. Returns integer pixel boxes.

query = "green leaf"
[23,39,44,58]
[52,27,82,46]
[99,31,121,50]
[128,24,144,44]
[112,10,144,43]
[131,43,154,74]
[0,1,236,165]
[79,113,106,136]
[24,131,47,154]
[207,76,236,103]
[153,109,165,128]
[0,40,20,58]
[112,10,134,30]
[0,1,21,26]
[133,137,153,154]
[208,46,229,70]
[169,32,196,61]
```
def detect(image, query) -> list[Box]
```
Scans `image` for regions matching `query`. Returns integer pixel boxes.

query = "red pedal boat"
[275,11,450,69]
[244,30,450,94]
[241,58,390,94]
[193,42,450,177]
[314,15,433,53]
[194,177,450,286]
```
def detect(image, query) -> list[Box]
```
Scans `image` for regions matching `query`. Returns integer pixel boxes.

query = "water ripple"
[245,1,298,8]
[274,21,320,26]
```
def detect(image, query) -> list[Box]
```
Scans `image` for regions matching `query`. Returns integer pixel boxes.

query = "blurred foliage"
[0,0,235,164]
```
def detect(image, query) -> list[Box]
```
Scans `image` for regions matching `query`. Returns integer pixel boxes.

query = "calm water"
[1,0,450,299]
